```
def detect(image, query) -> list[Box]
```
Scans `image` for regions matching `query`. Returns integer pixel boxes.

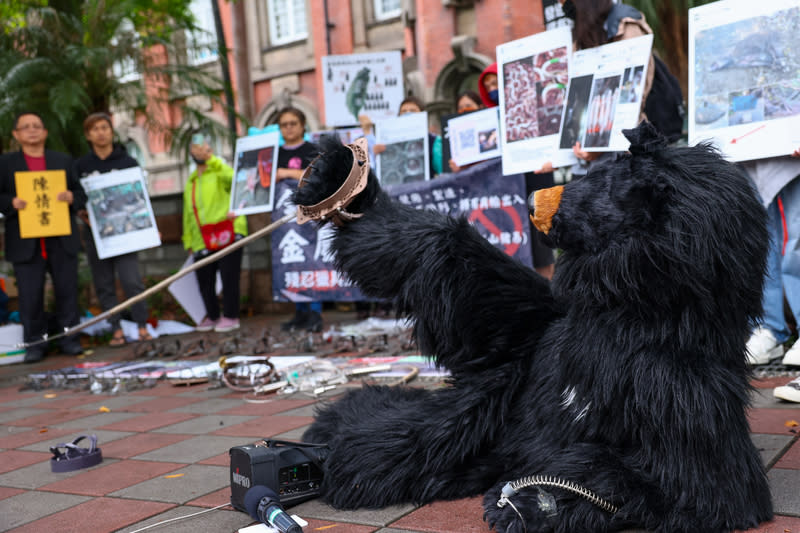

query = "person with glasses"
[274,107,323,332]
[74,112,152,347]
[0,111,87,362]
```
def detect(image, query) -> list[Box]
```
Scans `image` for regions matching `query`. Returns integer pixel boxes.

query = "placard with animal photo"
[322,51,405,128]
[557,34,653,156]
[689,0,800,161]
[81,167,161,259]
[447,108,501,167]
[230,131,280,215]
[497,27,572,175]
[375,112,430,186]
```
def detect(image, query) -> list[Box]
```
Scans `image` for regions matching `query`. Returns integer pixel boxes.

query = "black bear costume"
[294,122,773,533]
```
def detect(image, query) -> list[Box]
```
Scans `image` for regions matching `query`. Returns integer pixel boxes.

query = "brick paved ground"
[0,312,798,533]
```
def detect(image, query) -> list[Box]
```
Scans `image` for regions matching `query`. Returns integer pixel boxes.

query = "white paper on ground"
[168,255,222,325]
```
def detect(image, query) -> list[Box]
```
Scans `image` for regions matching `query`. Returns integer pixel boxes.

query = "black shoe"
[59,340,84,356]
[305,311,323,333]
[24,346,46,363]
[281,311,307,332]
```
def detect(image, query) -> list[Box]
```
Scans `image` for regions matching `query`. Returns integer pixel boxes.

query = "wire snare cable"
[498,474,619,515]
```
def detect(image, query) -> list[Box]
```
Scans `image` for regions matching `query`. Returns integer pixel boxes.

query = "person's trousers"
[83,226,147,330]
[194,247,243,320]
[13,240,80,345]
[762,177,800,341]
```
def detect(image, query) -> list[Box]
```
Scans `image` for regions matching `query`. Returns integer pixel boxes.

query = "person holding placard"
[182,135,247,333]
[0,111,86,362]
[74,112,151,347]
[374,96,443,178]
[274,107,324,332]
[447,91,485,174]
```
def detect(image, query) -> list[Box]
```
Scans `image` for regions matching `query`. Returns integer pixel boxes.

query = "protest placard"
[322,51,404,127]
[14,170,71,238]
[557,34,653,155]
[81,167,161,259]
[375,112,430,186]
[230,131,280,215]
[448,108,501,167]
[270,158,533,302]
[689,0,800,161]
[497,27,573,175]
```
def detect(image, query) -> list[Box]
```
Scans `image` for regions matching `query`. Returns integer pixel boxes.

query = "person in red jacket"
[478,63,499,108]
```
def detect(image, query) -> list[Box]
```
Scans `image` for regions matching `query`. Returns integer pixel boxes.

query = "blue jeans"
[297,302,322,313]
[762,178,800,342]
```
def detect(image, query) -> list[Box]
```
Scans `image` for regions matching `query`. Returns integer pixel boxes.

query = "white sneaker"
[774,376,800,403]
[782,342,800,366]
[745,327,783,365]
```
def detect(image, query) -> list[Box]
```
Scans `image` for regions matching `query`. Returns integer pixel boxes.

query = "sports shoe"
[774,376,800,403]
[745,327,783,365]
[195,317,218,332]
[782,341,800,366]
[214,317,240,333]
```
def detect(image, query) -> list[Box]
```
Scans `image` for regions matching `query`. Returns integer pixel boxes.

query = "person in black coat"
[0,111,86,362]
[74,112,151,347]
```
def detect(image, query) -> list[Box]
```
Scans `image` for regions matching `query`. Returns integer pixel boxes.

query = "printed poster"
[689,0,800,161]
[309,127,364,145]
[230,131,280,215]
[81,167,161,259]
[557,34,653,155]
[270,158,534,302]
[14,170,71,238]
[375,112,430,186]
[448,108,501,167]
[322,51,405,127]
[497,27,572,175]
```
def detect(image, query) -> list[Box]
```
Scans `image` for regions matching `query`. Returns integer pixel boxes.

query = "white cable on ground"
[127,503,232,533]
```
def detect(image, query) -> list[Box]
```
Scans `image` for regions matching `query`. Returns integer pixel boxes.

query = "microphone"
[244,485,303,533]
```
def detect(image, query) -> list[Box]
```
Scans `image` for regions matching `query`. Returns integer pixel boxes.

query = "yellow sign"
[14,170,72,238]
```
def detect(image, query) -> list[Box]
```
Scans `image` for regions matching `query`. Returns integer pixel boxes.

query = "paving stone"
[4,409,96,428]
[290,498,416,527]
[774,437,800,469]
[0,456,117,489]
[211,415,314,438]
[388,496,485,532]
[750,388,800,409]
[18,429,133,452]
[217,398,317,417]
[274,403,318,417]
[115,505,251,533]
[197,452,229,466]
[28,394,116,410]
[50,411,142,430]
[735,515,800,532]
[768,468,800,515]
[748,408,800,435]
[0,396,64,409]
[0,490,89,532]
[132,435,249,463]
[177,386,237,398]
[186,487,231,508]
[72,395,153,411]
[100,433,195,459]
[375,529,421,533]
[97,412,199,432]
[271,425,312,441]
[0,408,50,425]
[5,496,174,533]
[108,464,230,504]
[168,398,250,414]
[151,415,257,435]
[0,488,26,502]
[129,384,194,397]
[120,396,208,413]
[39,459,186,496]
[750,433,795,468]
[304,518,378,532]
[0,426,74,450]
[0,450,50,474]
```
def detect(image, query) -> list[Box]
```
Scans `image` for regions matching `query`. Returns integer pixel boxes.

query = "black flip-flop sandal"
[50,434,103,472]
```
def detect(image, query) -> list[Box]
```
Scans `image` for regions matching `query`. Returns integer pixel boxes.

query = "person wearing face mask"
[182,135,247,333]
[74,112,151,346]
[478,63,499,108]
[448,91,484,174]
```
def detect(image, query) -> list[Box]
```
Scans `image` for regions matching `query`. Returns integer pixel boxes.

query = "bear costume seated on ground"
[294,122,773,533]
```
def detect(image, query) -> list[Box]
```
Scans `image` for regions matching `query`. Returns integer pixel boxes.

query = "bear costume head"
[295,121,773,533]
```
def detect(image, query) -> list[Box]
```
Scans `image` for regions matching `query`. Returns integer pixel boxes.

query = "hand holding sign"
[14,170,71,238]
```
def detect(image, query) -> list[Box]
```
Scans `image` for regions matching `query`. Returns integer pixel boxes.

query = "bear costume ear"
[623,121,668,156]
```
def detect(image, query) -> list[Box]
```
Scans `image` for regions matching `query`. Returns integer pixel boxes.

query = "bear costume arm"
[295,136,559,373]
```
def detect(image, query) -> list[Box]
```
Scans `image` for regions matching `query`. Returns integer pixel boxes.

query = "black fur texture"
[293,123,773,533]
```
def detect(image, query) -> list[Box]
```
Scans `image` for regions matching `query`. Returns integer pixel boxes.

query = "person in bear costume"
[293,122,773,533]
